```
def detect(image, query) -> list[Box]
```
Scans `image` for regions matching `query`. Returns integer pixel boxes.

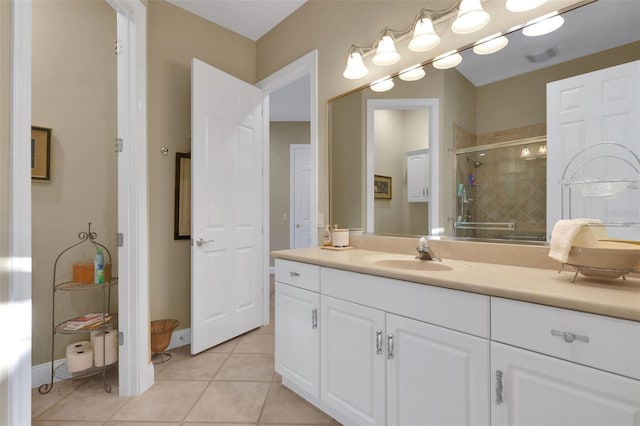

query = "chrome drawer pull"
[495,370,504,405]
[289,271,300,278]
[312,308,318,329]
[387,334,394,360]
[376,330,383,355]
[551,329,589,344]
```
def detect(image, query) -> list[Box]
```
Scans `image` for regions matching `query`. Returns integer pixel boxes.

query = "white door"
[191,58,266,354]
[290,144,311,248]
[547,60,640,239]
[321,295,386,426]
[492,342,640,426]
[386,313,490,426]
[274,282,320,398]
[406,150,429,203]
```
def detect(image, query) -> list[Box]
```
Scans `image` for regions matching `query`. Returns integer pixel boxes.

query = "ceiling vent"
[526,47,559,63]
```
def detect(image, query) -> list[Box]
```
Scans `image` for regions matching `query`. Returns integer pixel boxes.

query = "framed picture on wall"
[374,174,392,199]
[31,126,51,181]
[174,152,191,239]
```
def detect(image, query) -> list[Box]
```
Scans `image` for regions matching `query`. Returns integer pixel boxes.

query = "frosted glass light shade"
[370,77,394,92]
[523,12,564,36]
[408,18,441,52]
[506,0,548,12]
[372,36,401,66]
[452,0,490,34]
[473,34,509,55]
[343,52,369,79]
[399,66,425,81]
[433,51,462,69]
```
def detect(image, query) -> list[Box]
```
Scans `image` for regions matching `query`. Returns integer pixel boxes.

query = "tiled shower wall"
[454,124,547,240]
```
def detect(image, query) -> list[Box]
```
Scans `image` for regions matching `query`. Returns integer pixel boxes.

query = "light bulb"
[343,51,369,80]
[473,34,509,55]
[506,0,548,12]
[370,77,394,92]
[408,17,441,52]
[523,12,564,37]
[372,35,401,66]
[432,51,462,69]
[452,0,490,34]
[398,66,426,82]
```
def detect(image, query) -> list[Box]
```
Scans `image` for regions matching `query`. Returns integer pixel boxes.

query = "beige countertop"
[272,247,640,322]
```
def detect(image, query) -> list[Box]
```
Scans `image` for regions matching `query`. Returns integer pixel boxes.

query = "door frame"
[365,98,440,235]
[290,144,311,248]
[256,50,318,324]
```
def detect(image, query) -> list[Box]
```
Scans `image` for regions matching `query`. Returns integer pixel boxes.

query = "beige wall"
[31,0,117,365]
[1,0,10,415]
[269,121,310,265]
[147,1,256,329]
[257,0,583,229]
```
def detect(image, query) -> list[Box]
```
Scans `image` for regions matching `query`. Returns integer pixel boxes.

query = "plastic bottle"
[94,248,104,284]
[322,225,333,247]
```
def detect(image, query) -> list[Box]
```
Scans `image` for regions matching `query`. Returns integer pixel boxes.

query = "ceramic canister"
[332,228,350,247]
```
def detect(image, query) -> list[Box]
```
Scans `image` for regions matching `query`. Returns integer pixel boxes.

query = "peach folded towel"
[548,218,602,263]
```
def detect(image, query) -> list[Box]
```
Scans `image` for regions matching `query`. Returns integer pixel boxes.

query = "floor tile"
[31,378,87,419]
[259,383,337,425]
[184,381,270,423]
[110,380,207,422]
[215,354,274,381]
[253,320,275,334]
[34,383,129,422]
[233,331,275,354]
[155,352,228,381]
[32,421,105,426]
[106,422,179,426]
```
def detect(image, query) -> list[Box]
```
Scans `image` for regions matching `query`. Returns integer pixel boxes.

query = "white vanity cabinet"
[491,297,640,426]
[274,260,321,399]
[406,149,429,203]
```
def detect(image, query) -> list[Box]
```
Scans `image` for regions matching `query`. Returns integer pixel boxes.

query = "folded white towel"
[548,218,602,263]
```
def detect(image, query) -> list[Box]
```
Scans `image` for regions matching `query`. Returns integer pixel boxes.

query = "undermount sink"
[366,254,471,272]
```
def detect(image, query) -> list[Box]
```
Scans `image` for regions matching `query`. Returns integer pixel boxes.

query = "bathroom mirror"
[328,0,640,242]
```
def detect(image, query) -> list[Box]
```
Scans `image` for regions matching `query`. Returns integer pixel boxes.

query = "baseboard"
[32,359,65,389]
[168,327,190,350]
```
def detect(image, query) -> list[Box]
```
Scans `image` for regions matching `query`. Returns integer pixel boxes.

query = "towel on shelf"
[548,218,603,263]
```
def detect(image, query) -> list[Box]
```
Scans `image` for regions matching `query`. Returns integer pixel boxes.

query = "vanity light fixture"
[473,34,509,55]
[398,66,426,81]
[506,0,548,13]
[537,144,547,157]
[522,11,564,37]
[343,47,370,80]
[451,0,490,34]
[372,33,401,66]
[520,146,532,159]
[370,77,395,92]
[433,50,463,69]
[408,12,441,52]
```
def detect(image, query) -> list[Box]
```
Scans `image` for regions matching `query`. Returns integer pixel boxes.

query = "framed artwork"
[374,174,392,199]
[174,152,191,239]
[31,126,51,181]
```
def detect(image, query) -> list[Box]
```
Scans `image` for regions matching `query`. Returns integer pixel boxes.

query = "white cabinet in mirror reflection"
[406,149,429,203]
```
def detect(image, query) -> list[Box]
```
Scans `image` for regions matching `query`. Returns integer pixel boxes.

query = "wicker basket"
[150,319,180,354]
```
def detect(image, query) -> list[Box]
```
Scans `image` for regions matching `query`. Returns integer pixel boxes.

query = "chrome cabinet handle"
[387,334,394,359]
[312,308,318,329]
[195,238,214,247]
[289,271,300,278]
[551,329,589,343]
[376,330,383,355]
[495,370,504,404]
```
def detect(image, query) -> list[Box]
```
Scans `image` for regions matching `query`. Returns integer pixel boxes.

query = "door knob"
[195,238,214,247]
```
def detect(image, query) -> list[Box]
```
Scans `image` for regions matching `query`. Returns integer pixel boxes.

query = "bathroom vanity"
[272,247,640,426]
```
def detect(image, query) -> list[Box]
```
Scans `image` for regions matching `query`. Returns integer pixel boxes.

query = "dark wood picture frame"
[374,174,392,199]
[174,152,191,239]
[31,126,51,181]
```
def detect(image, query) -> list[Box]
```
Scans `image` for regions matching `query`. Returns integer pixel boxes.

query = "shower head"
[467,156,482,168]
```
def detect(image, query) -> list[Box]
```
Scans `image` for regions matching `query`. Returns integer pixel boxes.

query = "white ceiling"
[166,0,307,41]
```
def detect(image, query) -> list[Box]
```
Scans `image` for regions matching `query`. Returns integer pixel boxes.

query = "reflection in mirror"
[328,0,640,242]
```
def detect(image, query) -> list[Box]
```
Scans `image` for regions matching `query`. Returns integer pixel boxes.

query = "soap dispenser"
[322,225,333,247]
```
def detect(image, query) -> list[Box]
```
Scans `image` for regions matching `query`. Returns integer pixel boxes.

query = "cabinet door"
[407,151,428,203]
[386,313,490,426]
[321,295,386,425]
[275,282,320,398]
[492,342,640,426]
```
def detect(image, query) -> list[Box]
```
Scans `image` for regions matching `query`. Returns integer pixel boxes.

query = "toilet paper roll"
[66,347,94,373]
[90,330,100,346]
[66,341,91,356]
[92,329,118,355]
[94,347,118,367]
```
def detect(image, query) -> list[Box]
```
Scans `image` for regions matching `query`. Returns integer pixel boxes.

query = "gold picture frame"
[374,174,392,199]
[174,152,191,239]
[31,126,51,181]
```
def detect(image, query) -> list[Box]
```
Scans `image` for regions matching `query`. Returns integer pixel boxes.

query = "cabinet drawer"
[492,297,640,380]
[275,259,320,292]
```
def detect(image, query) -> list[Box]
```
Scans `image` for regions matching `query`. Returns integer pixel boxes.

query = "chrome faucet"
[416,237,440,261]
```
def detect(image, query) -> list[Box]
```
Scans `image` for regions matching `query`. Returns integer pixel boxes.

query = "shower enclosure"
[454,137,547,241]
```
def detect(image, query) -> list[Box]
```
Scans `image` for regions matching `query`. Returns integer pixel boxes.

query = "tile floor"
[32,281,339,426]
